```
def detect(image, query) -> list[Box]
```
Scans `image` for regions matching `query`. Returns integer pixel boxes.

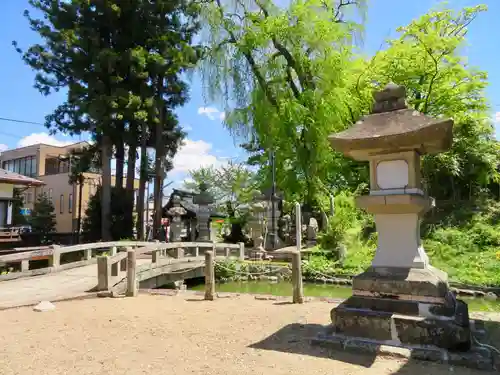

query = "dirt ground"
[0,293,497,375]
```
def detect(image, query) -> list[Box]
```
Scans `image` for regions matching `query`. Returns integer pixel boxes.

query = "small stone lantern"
[248,201,266,252]
[167,195,187,242]
[324,84,474,354]
[193,182,214,242]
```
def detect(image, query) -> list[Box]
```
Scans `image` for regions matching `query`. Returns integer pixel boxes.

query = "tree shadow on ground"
[249,319,500,374]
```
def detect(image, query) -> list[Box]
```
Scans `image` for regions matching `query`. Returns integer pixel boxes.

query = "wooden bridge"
[0,241,245,309]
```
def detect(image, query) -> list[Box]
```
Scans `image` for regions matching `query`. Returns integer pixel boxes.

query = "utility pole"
[269,150,277,250]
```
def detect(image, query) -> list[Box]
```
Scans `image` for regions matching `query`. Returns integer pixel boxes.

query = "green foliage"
[30,193,56,237]
[184,161,259,207]
[82,186,135,242]
[358,4,500,201]
[12,188,27,226]
[201,0,368,207]
[423,200,500,286]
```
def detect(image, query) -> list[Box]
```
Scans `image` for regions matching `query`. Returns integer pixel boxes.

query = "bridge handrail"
[97,242,245,293]
[0,240,245,282]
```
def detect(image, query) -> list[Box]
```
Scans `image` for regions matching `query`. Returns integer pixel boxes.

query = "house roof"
[0,169,45,186]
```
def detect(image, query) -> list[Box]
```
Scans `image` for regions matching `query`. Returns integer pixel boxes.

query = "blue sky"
[0,0,499,189]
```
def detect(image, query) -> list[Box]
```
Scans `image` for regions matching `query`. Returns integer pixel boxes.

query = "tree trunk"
[136,123,148,240]
[153,77,165,240]
[101,134,112,241]
[115,132,125,190]
[125,132,137,239]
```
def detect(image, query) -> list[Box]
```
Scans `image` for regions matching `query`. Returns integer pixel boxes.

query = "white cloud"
[0,144,8,152]
[197,106,226,121]
[17,132,74,148]
[170,139,223,175]
[494,112,500,123]
[183,124,193,131]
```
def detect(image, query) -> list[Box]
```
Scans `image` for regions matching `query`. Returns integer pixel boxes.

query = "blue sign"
[20,208,31,216]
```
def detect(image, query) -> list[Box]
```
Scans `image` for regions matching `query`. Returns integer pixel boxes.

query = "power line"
[0,117,45,126]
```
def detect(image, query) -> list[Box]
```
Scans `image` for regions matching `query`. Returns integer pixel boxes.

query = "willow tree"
[357,4,500,201]
[200,0,368,208]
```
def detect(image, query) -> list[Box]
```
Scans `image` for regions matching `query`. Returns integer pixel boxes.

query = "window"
[48,188,53,202]
[60,194,64,214]
[1,156,37,177]
[26,192,33,204]
[68,194,73,213]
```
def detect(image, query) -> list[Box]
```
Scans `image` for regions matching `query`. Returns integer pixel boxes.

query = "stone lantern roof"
[328,84,453,160]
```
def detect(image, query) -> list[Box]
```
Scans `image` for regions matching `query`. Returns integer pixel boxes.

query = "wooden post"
[238,242,245,261]
[291,251,304,304]
[295,202,302,252]
[97,256,110,291]
[126,248,137,297]
[204,250,215,301]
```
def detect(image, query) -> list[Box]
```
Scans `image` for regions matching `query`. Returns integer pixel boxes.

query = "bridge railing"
[0,241,162,281]
[96,241,245,293]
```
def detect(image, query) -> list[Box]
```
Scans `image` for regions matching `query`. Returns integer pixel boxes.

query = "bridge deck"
[0,259,151,309]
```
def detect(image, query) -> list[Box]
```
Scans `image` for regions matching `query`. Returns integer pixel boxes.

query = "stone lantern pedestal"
[319,84,489,364]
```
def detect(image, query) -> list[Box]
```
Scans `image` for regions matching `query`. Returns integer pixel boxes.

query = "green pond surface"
[189,281,500,312]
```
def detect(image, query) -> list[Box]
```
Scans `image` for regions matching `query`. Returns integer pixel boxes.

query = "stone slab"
[342,295,455,317]
[352,266,449,298]
[312,332,494,371]
[331,301,471,350]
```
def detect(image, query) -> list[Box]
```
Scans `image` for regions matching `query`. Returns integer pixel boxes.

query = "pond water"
[189,280,500,312]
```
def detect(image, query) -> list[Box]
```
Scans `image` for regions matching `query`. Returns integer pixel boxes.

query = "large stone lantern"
[325,84,473,353]
[193,182,214,242]
[167,195,187,242]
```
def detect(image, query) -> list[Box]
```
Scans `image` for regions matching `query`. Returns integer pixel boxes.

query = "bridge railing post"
[204,250,215,301]
[49,245,61,269]
[97,256,110,291]
[110,247,119,276]
[173,247,184,259]
[238,242,245,260]
[84,248,92,261]
[126,247,137,297]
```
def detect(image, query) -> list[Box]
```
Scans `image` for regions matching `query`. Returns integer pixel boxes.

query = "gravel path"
[0,293,495,375]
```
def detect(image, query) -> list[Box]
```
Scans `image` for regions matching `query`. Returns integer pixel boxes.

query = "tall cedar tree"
[16,0,199,240]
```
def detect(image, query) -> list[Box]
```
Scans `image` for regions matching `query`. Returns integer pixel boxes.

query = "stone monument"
[193,182,214,242]
[322,84,483,361]
[167,195,187,242]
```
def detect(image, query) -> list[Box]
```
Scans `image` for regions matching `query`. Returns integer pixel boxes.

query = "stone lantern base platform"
[314,266,496,370]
